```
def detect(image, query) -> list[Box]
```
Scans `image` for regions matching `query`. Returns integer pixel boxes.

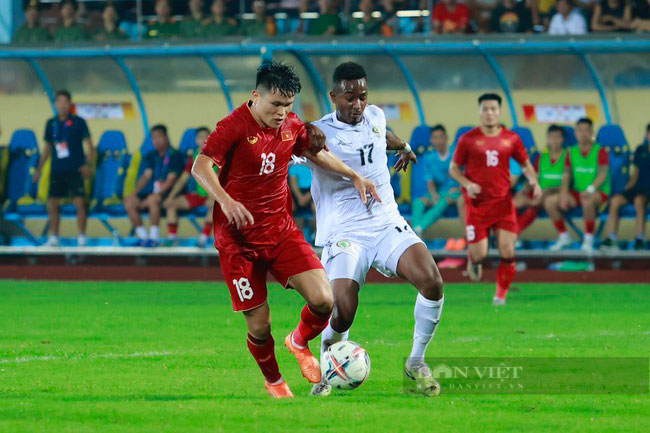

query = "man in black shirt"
[34,90,95,247]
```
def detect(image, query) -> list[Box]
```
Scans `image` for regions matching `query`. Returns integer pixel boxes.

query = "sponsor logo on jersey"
[501,139,511,147]
[247,135,258,144]
[281,131,293,142]
[336,239,351,248]
[372,126,381,136]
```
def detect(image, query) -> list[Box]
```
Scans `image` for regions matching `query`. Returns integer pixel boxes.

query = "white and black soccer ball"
[321,341,370,390]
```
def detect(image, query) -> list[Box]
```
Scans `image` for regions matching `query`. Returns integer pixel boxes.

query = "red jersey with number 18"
[200,101,310,251]
[452,127,529,208]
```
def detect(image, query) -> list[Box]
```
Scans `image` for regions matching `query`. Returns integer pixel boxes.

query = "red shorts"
[465,199,518,244]
[570,190,608,205]
[219,227,323,312]
[184,193,208,209]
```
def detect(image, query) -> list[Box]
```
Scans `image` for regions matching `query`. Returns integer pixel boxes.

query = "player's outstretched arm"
[386,130,417,172]
[192,154,254,229]
[303,149,381,205]
[522,159,542,199]
[449,161,481,199]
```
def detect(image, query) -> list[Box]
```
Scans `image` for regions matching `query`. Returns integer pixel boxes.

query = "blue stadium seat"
[453,126,474,146]
[92,130,131,214]
[410,125,432,154]
[179,128,198,158]
[140,134,154,155]
[512,126,539,162]
[5,129,41,214]
[597,124,630,195]
[562,126,577,147]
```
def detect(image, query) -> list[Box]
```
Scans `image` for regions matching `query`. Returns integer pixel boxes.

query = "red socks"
[496,258,516,300]
[517,207,539,234]
[202,222,213,237]
[553,219,567,234]
[293,304,331,348]
[585,220,595,235]
[247,333,282,383]
[167,222,178,236]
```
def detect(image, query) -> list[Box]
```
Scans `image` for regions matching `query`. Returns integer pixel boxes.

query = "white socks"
[408,294,444,368]
[149,226,160,241]
[135,226,147,240]
[320,323,350,359]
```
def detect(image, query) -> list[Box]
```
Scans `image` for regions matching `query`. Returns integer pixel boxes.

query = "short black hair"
[431,124,447,134]
[576,117,593,127]
[255,60,301,97]
[61,0,77,9]
[478,93,502,106]
[55,89,71,100]
[196,126,210,135]
[151,124,168,135]
[646,123,650,133]
[547,124,565,137]
[332,62,367,88]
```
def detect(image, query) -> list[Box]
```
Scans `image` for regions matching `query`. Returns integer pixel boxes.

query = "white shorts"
[320,219,424,285]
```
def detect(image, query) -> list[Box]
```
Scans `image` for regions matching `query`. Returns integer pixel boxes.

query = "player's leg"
[145,193,162,245]
[46,197,61,245]
[494,229,517,304]
[579,191,604,252]
[320,278,359,357]
[633,193,648,249]
[163,195,191,242]
[467,237,489,282]
[124,194,146,242]
[602,193,628,249]
[72,196,87,246]
[547,192,577,250]
[412,196,430,235]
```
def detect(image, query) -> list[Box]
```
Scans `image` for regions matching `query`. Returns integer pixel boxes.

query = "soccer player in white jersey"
[307,62,444,396]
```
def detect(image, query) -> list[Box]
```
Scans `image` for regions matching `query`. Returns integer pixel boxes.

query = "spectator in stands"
[180,0,207,38]
[163,127,215,247]
[349,0,383,35]
[34,90,95,247]
[14,1,51,44]
[308,0,343,35]
[490,0,534,33]
[591,0,632,31]
[54,0,88,43]
[288,159,315,239]
[145,0,180,39]
[432,0,471,34]
[548,0,588,34]
[412,125,464,236]
[125,124,183,247]
[631,0,650,31]
[533,0,557,29]
[201,0,239,37]
[601,123,650,250]
[94,2,128,42]
[241,1,278,36]
[546,118,610,252]
[515,124,566,235]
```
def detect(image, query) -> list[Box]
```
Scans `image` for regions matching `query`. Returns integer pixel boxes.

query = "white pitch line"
[0,351,176,365]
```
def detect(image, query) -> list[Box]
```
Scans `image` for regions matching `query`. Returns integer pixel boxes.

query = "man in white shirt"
[549,0,588,35]
[306,62,445,397]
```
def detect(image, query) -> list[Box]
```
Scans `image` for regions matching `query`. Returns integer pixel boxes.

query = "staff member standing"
[34,90,95,247]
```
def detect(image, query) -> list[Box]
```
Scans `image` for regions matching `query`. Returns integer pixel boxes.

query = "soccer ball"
[321,341,370,390]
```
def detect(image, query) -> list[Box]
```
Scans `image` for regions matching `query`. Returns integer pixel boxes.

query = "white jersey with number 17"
[309,105,403,247]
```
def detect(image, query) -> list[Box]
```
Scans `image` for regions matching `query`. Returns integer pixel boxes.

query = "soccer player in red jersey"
[191,61,380,398]
[449,93,541,305]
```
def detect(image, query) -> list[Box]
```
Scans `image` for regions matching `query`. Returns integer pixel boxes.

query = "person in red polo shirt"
[433,0,471,34]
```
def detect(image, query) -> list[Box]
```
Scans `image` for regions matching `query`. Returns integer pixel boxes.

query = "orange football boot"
[284,332,322,383]
[264,380,294,398]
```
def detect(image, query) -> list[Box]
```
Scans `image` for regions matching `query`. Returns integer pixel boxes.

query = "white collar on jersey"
[328,111,366,132]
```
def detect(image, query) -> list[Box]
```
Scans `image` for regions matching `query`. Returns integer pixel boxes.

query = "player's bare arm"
[559,162,572,210]
[163,172,191,206]
[32,143,51,182]
[521,159,542,199]
[80,137,95,179]
[303,148,381,205]
[157,172,178,197]
[449,161,481,198]
[192,154,254,229]
[130,169,152,197]
[591,163,610,191]
[386,130,417,172]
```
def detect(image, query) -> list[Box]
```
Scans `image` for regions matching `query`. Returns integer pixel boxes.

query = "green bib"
[538,151,565,190]
[194,150,218,198]
[570,143,610,194]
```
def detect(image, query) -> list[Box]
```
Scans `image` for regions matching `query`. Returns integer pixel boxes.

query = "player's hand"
[431,193,440,204]
[465,182,481,199]
[298,194,311,207]
[559,193,571,211]
[220,197,254,229]
[305,124,328,154]
[79,164,93,179]
[353,174,382,205]
[531,182,542,200]
[32,169,41,184]
[394,151,417,172]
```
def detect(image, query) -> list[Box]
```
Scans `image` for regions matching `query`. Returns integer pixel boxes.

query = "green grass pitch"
[1,280,649,432]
